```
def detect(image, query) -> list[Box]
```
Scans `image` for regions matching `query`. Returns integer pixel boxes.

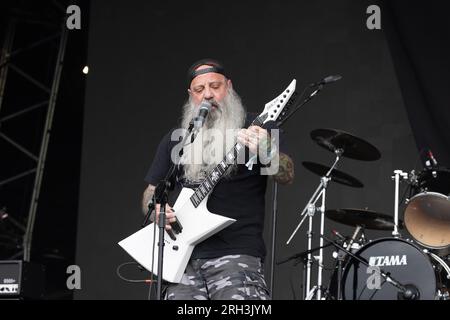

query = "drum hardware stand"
[391,170,408,237]
[357,228,367,245]
[306,285,334,300]
[305,286,319,300]
[334,225,363,300]
[320,234,420,300]
[276,242,335,300]
[286,148,343,300]
[426,250,450,280]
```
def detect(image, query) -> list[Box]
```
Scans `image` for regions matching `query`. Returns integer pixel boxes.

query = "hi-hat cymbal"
[325,208,402,230]
[302,161,364,188]
[310,129,381,161]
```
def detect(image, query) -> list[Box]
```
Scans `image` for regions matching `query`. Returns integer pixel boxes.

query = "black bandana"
[187,58,227,88]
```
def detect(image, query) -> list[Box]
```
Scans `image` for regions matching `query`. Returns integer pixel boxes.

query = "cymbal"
[325,208,402,230]
[310,129,381,161]
[302,161,364,188]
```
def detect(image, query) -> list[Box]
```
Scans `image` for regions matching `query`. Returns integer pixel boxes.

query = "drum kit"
[284,128,450,300]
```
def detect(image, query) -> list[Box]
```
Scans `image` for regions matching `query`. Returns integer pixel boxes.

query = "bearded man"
[142,59,294,300]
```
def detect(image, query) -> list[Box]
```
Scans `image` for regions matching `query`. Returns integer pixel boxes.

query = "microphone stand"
[272,77,347,299]
[272,80,331,299]
[142,121,196,300]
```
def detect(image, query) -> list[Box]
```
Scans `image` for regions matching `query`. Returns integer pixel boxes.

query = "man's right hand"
[155,203,176,231]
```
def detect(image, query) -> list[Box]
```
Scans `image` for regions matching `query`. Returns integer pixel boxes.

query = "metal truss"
[0,5,69,261]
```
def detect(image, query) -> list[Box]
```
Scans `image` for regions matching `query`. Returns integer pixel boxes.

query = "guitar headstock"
[257,79,297,127]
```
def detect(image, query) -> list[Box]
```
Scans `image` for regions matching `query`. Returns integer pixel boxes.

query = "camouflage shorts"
[164,254,270,300]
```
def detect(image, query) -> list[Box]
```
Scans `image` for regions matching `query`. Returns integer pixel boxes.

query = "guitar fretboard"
[190,114,267,207]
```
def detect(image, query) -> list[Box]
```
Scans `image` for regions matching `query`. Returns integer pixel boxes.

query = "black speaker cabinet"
[0,260,45,299]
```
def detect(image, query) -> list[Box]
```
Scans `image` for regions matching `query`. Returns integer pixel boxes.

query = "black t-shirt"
[144,113,287,260]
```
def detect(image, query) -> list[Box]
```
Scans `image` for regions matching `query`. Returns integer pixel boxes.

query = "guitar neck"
[189,114,267,208]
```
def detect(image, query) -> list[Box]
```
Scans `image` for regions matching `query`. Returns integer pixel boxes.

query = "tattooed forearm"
[142,184,156,215]
[273,153,295,185]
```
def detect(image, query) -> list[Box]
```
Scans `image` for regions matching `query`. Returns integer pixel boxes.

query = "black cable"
[116,262,154,283]
[368,279,386,300]
[289,262,299,300]
[356,277,386,300]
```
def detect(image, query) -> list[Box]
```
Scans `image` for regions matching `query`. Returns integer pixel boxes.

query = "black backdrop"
[75,0,446,299]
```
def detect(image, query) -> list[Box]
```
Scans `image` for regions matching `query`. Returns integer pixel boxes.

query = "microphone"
[346,225,362,251]
[398,284,420,300]
[331,229,346,242]
[427,150,438,167]
[310,75,342,87]
[0,207,7,220]
[193,100,212,129]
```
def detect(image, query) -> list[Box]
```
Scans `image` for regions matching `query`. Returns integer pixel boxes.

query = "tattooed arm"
[142,184,156,215]
[237,126,295,185]
[142,184,176,229]
[273,152,295,185]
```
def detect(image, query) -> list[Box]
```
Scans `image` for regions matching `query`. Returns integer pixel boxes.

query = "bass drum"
[341,238,448,300]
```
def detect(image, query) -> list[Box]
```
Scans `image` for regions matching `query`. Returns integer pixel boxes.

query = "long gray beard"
[180,88,246,183]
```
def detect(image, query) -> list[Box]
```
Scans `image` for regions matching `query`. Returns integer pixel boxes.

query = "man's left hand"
[237,126,270,155]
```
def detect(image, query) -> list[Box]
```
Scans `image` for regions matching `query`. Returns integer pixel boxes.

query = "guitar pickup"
[166,217,182,241]
[166,228,177,241]
[170,218,183,234]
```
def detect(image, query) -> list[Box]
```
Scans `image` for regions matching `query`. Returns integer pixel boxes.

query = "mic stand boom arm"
[277,74,342,128]
[277,84,323,127]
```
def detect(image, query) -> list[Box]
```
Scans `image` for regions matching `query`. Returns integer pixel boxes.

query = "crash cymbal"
[325,208,402,230]
[310,129,381,161]
[302,161,364,188]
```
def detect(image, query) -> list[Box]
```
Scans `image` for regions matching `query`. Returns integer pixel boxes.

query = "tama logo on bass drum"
[369,255,407,267]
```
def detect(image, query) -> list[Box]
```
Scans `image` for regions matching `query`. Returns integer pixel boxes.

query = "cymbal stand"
[286,148,343,300]
[391,170,408,237]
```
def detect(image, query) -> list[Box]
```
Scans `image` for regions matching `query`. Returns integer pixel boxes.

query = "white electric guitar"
[119,79,297,283]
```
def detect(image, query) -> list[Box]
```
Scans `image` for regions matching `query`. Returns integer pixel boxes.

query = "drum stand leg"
[391,170,408,237]
[305,193,326,299]
[306,205,314,297]
[287,150,342,300]
[306,285,319,300]
[316,185,326,300]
